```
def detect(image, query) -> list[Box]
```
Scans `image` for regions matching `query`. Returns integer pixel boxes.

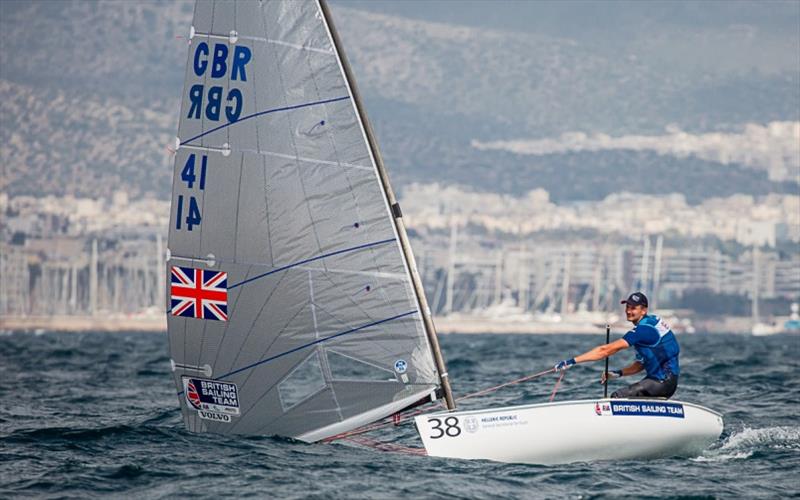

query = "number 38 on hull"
[414,399,723,465]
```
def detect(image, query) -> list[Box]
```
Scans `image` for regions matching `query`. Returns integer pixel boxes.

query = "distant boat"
[750,247,798,336]
[752,303,800,336]
[165,0,722,464]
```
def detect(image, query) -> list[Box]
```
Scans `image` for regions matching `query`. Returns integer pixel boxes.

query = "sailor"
[553,292,680,399]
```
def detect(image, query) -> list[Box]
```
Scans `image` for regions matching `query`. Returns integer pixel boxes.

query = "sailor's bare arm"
[574,338,630,363]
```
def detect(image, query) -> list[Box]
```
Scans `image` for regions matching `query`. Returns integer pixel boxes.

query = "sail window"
[327,350,395,382]
[278,352,327,411]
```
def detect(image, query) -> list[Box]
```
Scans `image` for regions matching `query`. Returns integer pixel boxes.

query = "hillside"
[0,0,797,202]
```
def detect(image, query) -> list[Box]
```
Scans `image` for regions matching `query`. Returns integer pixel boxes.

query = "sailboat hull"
[415,399,723,465]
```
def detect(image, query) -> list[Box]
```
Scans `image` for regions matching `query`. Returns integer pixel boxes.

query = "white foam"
[693,426,800,462]
[691,450,753,462]
[720,426,800,451]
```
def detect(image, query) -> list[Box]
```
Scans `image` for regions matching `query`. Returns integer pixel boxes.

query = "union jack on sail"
[170,266,228,321]
[186,379,202,409]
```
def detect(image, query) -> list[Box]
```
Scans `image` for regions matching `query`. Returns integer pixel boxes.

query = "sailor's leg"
[656,374,678,398]
[611,375,678,398]
[611,379,650,398]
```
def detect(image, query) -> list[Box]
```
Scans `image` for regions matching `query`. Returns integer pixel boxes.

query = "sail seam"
[228,238,396,289]
[238,149,373,171]
[180,95,351,146]
[216,309,419,380]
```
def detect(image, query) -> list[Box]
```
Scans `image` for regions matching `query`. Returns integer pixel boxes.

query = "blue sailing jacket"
[622,314,680,381]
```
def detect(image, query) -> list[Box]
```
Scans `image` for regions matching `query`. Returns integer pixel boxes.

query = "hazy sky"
[336,0,800,38]
[335,0,800,76]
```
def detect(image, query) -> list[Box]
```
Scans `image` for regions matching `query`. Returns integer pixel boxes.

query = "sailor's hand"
[600,369,622,384]
[554,358,576,372]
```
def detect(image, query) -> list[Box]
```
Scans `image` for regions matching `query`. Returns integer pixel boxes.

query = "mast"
[652,235,663,309]
[518,244,528,310]
[317,0,456,411]
[639,236,650,292]
[752,246,760,323]
[493,250,503,306]
[445,218,458,315]
[560,251,571,314]
[90,238,98,316]
[591,250,602,312]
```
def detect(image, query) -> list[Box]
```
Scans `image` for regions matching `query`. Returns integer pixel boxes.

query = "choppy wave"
[1,331,798,498]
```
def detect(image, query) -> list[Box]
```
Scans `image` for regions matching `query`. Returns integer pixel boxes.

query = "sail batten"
[180,95,351,146]
[167,0,446,440]
[192,31,336,54]
[227,237,396,289]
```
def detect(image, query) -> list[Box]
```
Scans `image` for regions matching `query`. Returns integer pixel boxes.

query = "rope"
[321,402,444,442]
[342,435,427,456]
[323,366,557,444]
[549,370,566,402]
[455,367,555,403]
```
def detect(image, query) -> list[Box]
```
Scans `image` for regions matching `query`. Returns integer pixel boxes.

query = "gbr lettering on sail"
[186,41,252,122]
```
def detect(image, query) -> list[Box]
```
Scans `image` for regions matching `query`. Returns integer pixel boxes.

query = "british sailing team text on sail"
[195,380,238,407]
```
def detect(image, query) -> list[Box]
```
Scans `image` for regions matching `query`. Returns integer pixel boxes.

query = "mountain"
[336,6,799,136]
[0,80,174,198]
[0,0,797,202]
[0,0,188,94]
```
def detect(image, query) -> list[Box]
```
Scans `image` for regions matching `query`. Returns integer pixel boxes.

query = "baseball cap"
[621,292,648,307]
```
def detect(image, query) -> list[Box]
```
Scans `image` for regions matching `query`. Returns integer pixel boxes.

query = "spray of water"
[692,426,800,462]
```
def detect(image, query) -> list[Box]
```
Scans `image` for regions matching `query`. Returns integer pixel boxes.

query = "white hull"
[415,399,723,465]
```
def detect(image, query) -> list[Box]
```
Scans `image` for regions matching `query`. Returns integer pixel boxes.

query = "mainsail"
[166,0,452,442]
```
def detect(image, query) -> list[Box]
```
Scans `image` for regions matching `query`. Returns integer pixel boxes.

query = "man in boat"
[553,292,680,399]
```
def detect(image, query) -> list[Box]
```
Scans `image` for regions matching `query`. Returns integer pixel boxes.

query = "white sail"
[166,0,445,441]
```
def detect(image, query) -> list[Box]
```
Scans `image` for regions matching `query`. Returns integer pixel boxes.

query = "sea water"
[1,331,797,498]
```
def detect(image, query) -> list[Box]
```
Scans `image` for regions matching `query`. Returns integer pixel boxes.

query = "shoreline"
[0,315,166,333]
[1,315,757,335]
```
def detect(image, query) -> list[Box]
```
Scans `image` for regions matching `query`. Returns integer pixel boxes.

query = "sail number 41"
[176,154,207,231]
[428,416,461,439]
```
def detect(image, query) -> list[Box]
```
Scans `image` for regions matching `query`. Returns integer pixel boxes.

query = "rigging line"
[180,95,351,146]
[228,237,396,289]
[455,367,555,403]
[323,400,443,443]
[323,367,557,442]
[549,370,566,403]
[215,309,419,380]
[343,435,427,456]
